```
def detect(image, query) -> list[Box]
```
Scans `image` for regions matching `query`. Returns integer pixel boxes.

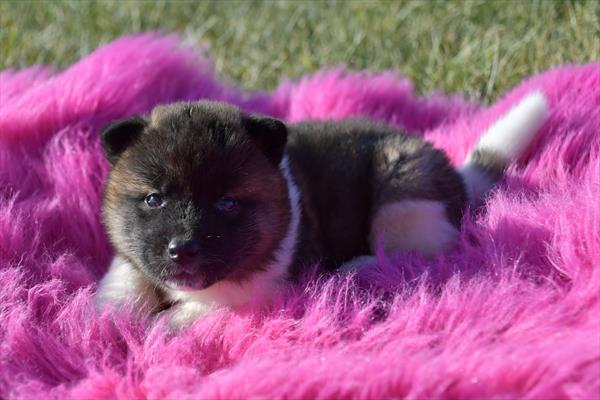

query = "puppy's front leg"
[167,300,214,329]
[338,255,378,273]
[95,256,162,317]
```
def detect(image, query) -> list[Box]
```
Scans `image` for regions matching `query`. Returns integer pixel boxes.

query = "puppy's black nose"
[168,239,200,263]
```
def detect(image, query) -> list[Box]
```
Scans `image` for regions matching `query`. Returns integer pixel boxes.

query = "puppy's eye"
[145,193,164,208]
[214,196,238,213]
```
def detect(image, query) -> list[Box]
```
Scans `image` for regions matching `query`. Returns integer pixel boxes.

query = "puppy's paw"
[95,256,161,317]
[167,301,214,330]
[338,255,378,274]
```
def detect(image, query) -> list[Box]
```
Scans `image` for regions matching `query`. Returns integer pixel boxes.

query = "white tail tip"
[475,91,548,161]
[460,91,549,206]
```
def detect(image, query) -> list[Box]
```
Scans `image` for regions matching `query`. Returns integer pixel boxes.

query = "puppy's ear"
[243,115,287,166]
[101,116,147,165]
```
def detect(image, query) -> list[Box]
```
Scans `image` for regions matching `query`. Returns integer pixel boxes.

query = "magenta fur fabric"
[1,34,599,399]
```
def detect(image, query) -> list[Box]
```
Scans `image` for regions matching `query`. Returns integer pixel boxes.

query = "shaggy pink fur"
[1,34,598,399]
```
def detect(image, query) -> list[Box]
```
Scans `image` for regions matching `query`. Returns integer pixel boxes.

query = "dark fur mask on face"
[101,102,291,291]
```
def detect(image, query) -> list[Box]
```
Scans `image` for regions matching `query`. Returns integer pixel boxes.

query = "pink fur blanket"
[1,34,599,399]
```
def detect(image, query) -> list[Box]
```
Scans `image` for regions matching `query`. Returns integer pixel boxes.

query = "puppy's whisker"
[205,256,229,267]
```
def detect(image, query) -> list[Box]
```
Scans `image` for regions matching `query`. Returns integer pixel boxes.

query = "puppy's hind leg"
[367,134,463,258]
[340,200,458,273]
[340,135,463,273]
[369,200,459,257]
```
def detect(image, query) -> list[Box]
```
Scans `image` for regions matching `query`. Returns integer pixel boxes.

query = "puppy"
[95,93,547,326]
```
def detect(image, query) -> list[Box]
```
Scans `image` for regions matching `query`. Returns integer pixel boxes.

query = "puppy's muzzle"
[168,238,201,265]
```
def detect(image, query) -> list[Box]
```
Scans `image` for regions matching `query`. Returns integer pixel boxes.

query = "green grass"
[1,0,598,102]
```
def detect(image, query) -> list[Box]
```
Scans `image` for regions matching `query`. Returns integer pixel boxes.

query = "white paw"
[167,301,214,330]
[338,255,378,274]
[95,256,161,317]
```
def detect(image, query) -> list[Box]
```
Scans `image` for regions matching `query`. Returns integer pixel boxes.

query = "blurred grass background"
[1,0,598,102]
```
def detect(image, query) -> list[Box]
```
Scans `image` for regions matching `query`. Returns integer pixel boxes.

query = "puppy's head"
[101,101,291,291]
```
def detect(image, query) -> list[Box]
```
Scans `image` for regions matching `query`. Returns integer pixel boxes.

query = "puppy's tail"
[459,91,548,208]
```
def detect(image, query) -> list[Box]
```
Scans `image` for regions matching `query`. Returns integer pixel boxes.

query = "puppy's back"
[286,120,466,270]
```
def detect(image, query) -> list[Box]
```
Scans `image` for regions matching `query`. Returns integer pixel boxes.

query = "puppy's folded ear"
[101,116,147,165]
[243,115,288,166]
